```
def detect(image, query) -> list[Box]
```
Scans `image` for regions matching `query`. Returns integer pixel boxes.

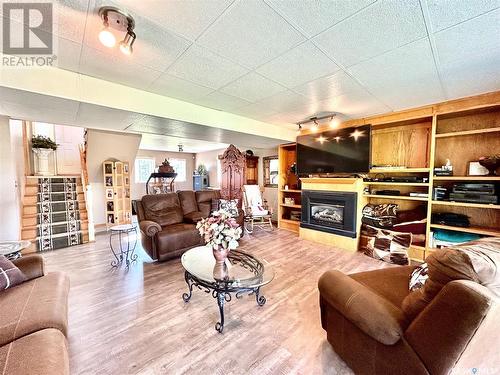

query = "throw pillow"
[361,225,411,265]
[409,263,429,291]
[0,255,26,290]
[402,249,478,321]
[219,199,239,218]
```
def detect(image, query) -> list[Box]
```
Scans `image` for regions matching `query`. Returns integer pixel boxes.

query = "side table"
[0,240,31,260]
[109,224,138,267]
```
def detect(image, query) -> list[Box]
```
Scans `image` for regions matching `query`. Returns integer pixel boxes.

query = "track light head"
[119,31,136,55]
[98,6,136,54]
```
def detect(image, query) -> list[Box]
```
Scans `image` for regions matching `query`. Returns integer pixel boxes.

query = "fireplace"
[301,190,357,238]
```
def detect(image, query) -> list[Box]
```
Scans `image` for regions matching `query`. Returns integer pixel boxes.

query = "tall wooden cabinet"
[103,160,131,228]
[219,145,246,203]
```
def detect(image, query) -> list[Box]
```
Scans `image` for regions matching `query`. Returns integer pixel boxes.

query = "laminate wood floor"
[42,228,393,375]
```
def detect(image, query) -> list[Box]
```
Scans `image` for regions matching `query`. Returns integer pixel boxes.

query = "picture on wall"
[106,201,114,211]
[125,177,129,186]
[107,214,115,224]
[106,189,113,199]
[124,164,129,174]
[105,164,113,174]
[105,176,113,186]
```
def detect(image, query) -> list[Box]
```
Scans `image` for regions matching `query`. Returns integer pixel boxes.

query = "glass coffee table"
[181,246,274,333]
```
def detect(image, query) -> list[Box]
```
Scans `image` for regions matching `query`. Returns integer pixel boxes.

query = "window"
[169,158,187,182]
[263,156,279,187]
[135,158,155,183]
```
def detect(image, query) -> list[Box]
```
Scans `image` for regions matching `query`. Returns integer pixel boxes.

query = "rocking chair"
[242,185,273,234]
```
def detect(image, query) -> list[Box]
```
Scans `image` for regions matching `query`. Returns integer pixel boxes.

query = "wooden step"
[22,209,88,227]
[24,185,84,195]
[21,231,89,255]
[23,192,85,205]
[22,229,90,243]
[21,220,89,240]
[23,200,86,215]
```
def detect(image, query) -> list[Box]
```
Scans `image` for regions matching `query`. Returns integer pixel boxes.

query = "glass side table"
[0,240,31,260]
[109,224,138,267]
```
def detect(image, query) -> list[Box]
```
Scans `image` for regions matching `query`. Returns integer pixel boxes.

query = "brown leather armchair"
[319,261,499,374]
[136,193,204,261]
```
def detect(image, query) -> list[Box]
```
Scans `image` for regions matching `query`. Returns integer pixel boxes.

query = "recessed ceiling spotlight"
[98,6,136,55]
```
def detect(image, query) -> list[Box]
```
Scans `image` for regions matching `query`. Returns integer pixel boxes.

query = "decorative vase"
[33,148,54,176]
[212,246,229,264]
[212,261,229,281]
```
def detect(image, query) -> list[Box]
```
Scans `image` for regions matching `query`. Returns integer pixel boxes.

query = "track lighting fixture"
[296,113,338,133]
[98,6,136,55]
[296,124,302,135]
[178,144,184,152]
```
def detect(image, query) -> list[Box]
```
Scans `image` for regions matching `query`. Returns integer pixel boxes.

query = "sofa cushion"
[156,223,203,254]
[0,328,69,375]
[184,211,204,224]
[219,199,239,217]
[195,190,220,217]
[177,191,199,215]
[0,255,26,290]
[0,271,69,347]
[141,193,183,226]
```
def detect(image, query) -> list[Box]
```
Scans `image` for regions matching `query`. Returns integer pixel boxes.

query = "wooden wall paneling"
[371,122,431,168]
[434,134,500,176]
[436,107,500,134]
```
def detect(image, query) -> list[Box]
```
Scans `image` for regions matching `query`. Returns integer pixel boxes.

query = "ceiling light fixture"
[98,6,136,55]
[296,124,302,135]
[296,113,339,133]
[178,144,184,152]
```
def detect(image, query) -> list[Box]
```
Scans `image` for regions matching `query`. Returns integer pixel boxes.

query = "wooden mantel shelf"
[300,177,360,184]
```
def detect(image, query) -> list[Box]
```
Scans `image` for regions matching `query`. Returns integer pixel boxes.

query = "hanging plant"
[32,135,58,150]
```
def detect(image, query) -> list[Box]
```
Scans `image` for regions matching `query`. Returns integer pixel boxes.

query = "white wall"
[195,145,279,221]
[131,150,196,199]
[86,129,142,226]
[0,117,21,240]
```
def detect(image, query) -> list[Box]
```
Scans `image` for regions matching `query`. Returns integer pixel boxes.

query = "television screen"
[296,124,371,176]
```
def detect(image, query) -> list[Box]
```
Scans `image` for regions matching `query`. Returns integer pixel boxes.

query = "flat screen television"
[296,124,371,176]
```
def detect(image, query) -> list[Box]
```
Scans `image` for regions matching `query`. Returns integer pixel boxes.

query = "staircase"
[22,176,89,252]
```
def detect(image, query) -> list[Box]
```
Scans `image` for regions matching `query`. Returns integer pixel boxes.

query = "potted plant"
[196,210,242,264]
[31,135,58,176]
[196,164,207,176]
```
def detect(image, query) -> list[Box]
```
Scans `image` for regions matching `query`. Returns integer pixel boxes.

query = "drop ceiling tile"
[54,0,89,43]
[316,90,391,119]
[232,102,280,119]
[196,0,306,69]
[265,0,376,37]
[167,44,248,90]
[84,1,192,72]
[79,46,162,90]
[425,0,500,32]
[56,37,82,72]
[115,0,233,41]
[219,72,287,103]
[148,73,214,102]
[313,0,427,67]
[433,9,500,66]
[434,9,500,98]
[293,70,366,102]
[193,91,252,112]
[348,38,445,110]
[253,90,312,114]
[256,42,340,88]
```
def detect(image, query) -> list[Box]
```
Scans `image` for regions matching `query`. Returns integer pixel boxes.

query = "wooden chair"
[242,185,273,234]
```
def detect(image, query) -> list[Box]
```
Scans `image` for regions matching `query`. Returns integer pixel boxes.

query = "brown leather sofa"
[0,255,70,374]
[136,190,244,262]
[318,258,499,374]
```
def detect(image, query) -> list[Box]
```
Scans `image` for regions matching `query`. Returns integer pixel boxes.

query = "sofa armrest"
[318,270,406,345]
[13,254,45,280]
[139,220,162,237]
[405,280,495,374]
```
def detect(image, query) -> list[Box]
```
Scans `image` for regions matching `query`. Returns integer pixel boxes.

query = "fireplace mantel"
[299,178,367,252]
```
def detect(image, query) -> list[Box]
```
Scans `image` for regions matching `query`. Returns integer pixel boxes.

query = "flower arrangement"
[32,135,58,150]
[196,210,242,255]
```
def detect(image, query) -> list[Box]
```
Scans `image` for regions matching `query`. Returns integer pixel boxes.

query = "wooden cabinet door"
[220,145,246,205]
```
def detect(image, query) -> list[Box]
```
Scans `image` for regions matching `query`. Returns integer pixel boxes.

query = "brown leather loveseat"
[0,255,70,374]
[136,190,243,262]
[318,241,500,375]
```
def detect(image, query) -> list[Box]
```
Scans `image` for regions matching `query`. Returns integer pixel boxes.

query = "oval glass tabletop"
[0,240,31,255]
[181,246,274,289]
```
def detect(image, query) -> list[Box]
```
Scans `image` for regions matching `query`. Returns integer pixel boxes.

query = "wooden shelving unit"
[430,224,500,237]
[363,194,429,202]
[103,160,131,228]
[278,143,301,233]
[278,92,500,261]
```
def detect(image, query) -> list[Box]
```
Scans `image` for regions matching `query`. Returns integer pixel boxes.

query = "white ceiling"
[139,133,228,154]
[1,0,500,129]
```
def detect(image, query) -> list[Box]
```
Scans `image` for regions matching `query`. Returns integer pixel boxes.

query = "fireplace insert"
[301,190,357,238]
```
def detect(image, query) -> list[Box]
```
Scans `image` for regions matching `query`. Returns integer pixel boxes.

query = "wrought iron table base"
[182,271,266,333]
[109,227,138,267]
